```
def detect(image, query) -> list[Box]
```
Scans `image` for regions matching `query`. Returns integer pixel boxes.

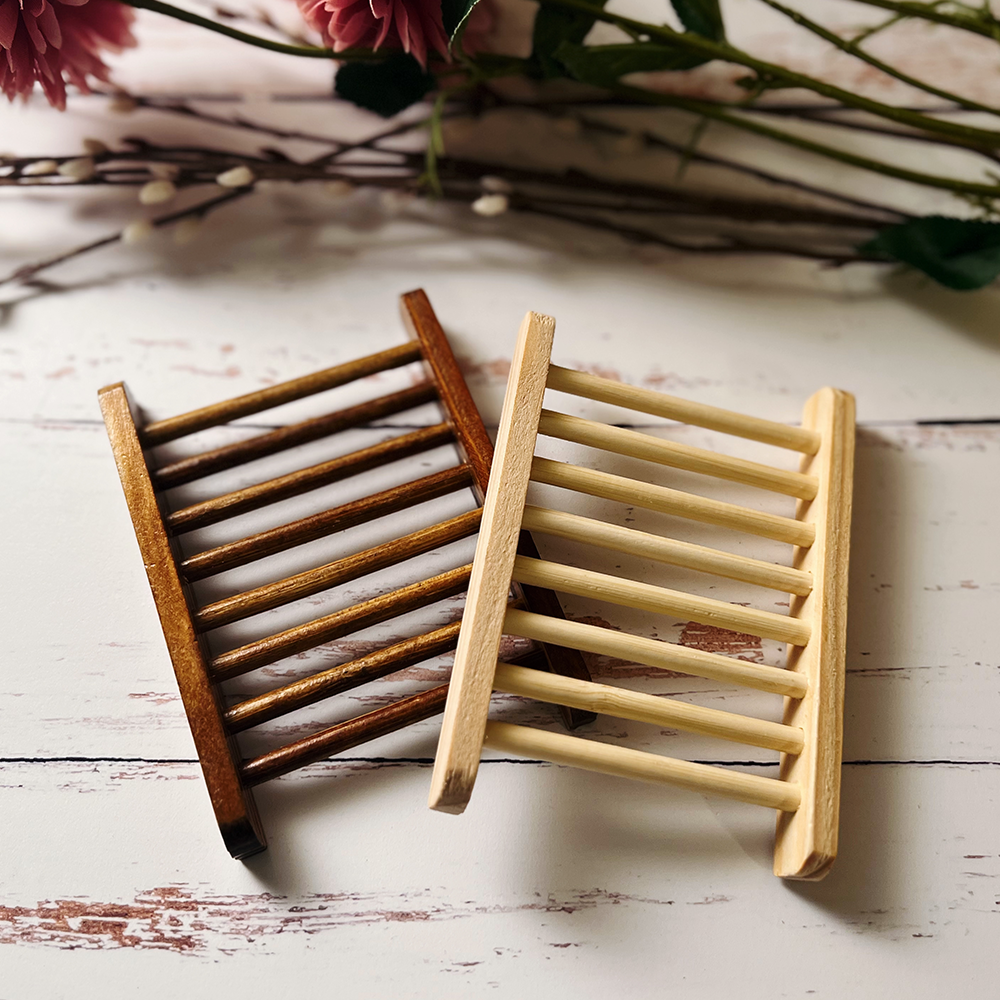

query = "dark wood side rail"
[99,383,267,859]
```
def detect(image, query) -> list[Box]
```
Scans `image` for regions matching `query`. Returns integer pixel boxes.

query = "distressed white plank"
[0,759,996,995]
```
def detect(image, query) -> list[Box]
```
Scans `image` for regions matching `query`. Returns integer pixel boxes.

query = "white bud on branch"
[216,166,255,188]
[58,158,96,181]
[472,194,509,217]
[139,180,178,205]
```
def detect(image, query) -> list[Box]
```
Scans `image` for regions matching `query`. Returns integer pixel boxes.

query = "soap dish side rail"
[427,310,855,880]
[99,290,591,859]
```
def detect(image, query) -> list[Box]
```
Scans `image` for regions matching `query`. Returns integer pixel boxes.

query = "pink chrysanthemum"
[296,0,449,69]
[1,0,136,110]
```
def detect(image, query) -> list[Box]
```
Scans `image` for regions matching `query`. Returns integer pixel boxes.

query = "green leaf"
[861,216,1000,291]
[532,0,609,79]
[441,0,480,42]
[553,41,708,88]
[334,53,436,118]
[669,0,725,41]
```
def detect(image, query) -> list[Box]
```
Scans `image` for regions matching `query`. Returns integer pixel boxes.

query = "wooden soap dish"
[428,310,855,880]
[99,290,591,859]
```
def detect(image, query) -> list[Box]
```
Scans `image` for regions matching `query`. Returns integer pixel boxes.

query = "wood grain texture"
[211,566,474,679]
[482,723,801,811]
[538,410,819,499]
[97,382,266,859]
[520,504,813,595]
[428,312,556,814]
[167,423,454,533]
[225,623,464,732]
[773,388,856,880]
[181,465,473,580]
[151,382,438,490]
[240,685,451,785]
[139,342,423,446]
[195,508,482,630]
[510,555,812,646]
[530,457,816,546]
[503,608,807,697]
[546,364,821,453]
[493,663,804,753]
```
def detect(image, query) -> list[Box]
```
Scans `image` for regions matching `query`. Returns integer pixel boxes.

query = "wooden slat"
[225,623,463,732]
[211,565,473,680]
[493,663,804,753]
[538,410,818,500]
[97,382,266,859]
[241,686,450,786]
[428,311,556,815]
[511,556,812,646]
[167,423,454,533]
[196,508,482,631]
[403,289,594,729]
[140,341,423,446]
[531,457,815,547]
[152,382,438,489]
[546,364,821,453]
[483,722,801,811]
[181,465,473,581]
[503,609,808,698]
[773,388,855,880]
[520,504,813,596]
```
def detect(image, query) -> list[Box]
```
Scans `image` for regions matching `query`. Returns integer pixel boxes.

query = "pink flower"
[1,0,136,110]
[295,0,450,68]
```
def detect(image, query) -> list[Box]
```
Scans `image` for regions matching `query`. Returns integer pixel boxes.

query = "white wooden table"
[2,5,999,995]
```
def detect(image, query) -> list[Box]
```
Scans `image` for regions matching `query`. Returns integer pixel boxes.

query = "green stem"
[759,0,1000,118]
[610,84,1000,199]
[533,0,1000,147]
[122,0,382,60]
[850,0,1000,40]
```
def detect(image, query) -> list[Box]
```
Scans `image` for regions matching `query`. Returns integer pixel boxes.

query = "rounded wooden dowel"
[225,622,462,733]
[520,505,813,596]
[195,508,482,631]
[530,457,815,547]
[493,663,804,753]
[545,364,821,454]
[511,556,812,646]
[167,423,454,534]
[538,410,818,500]
[211,565,473,679]
[140,341,423,447]
[483,722,801,812]
[151,382,438,490]
[503,609,808,698]
[181,465,473,581]
[241,685,450,786]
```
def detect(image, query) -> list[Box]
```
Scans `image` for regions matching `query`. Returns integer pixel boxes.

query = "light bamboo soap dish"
[428,310,855,880]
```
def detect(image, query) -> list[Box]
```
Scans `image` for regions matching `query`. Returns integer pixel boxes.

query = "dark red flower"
[1,0,136,110]
[295,0,449,68]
